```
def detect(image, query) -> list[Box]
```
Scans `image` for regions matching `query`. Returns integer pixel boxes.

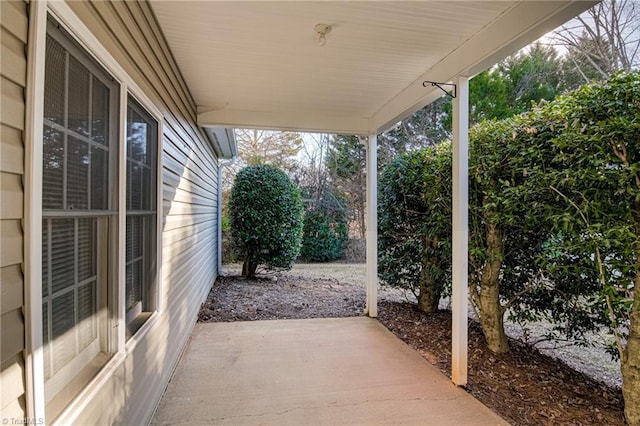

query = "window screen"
[41,20,118,418]
[125,96,158,334]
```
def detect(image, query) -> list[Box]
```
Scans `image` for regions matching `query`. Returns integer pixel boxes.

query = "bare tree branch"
[552,0,639,81]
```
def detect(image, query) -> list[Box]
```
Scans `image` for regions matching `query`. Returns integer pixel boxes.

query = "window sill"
[51,311,162,425]
[51,352,126,426]
[126,311,153,339]
[47,352,110,422]
[125,310,161,354]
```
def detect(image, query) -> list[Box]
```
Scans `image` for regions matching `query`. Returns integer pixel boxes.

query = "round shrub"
[229,165,304,277]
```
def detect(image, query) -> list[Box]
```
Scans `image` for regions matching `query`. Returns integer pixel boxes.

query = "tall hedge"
[379,71,640,423]
[535,72,640,425]
[378,143,452,313]
[229,165,304,277]
[465,72,640,422]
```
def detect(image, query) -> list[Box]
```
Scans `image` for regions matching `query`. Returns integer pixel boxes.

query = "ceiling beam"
[198,108,371,135]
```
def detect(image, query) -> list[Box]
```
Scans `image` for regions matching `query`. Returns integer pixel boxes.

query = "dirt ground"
[198,264,626,425]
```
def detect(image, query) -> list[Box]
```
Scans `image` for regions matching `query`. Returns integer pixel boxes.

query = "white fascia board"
[370,0,598,134]
[198,108,371,136]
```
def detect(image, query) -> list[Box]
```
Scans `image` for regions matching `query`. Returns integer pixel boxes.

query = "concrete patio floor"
[151,317,508,425]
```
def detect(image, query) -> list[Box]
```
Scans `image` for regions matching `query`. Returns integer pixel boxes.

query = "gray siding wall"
[1,0,219,422]
[1,0,28,419]
[65,1,219,423]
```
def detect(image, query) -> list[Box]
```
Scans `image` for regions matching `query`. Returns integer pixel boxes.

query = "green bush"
[378,90,610,352]
[221,214,231,233]
[299,209,347,262]
[378,144,452,313]
[532,72,640,424]
[378,71,640,422]
[229,165,304,277]
[465,115,559,353]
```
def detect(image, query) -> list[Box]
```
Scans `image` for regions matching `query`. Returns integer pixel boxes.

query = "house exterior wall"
[1,0,28,420]
[60,1,220,423]
[1,0,220,423]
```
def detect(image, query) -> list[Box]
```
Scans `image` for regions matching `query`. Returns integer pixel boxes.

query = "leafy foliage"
[296,135,349,262]
[229,165,304,277]
[299,207,348,262]
[531,72,640,424]
[327,135,367,238]
[379,73,640,356]
[562,34,617,90]
[463,74,639,353]
[466,114,572,352]
[378,144,452,312]
[501,43,566,113]
[443,72,639,421]
[378,97,452,163]
[518,72,640,344]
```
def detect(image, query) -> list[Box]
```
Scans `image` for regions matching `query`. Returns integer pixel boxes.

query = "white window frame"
[124,94,161,337]
[41,23,121,411]
[24,1,164,423]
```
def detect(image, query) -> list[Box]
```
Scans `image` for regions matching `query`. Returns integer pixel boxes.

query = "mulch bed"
[377,301,625,425]
[198,274,626,425]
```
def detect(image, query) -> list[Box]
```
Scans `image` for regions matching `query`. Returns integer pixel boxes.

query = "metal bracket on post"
[422,80,457,98]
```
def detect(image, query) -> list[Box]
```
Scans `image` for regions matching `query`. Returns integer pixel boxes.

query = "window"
[125,97,158,335]
[41,20,118,419]
[40,18,160,419]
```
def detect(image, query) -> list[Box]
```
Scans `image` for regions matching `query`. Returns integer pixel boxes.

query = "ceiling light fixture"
[314,24,332,46]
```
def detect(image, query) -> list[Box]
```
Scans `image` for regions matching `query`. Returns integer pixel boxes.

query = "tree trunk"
[242,255,258,278]
[477,211,509,353]
[622,270,640,425]
[418,235,441,313]
[478,280,509,353]
[418,280,440,313]
[622,153,640,425]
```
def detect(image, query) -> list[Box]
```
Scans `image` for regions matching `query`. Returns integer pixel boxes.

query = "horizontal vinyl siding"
[1,30,27,88]
[1,265,24,314]
[1,77,25,131]
[62,1,219,424]
[1,124,24,175]
[0,0,27,420]
[0,355,26,418]
[1,172,23,219]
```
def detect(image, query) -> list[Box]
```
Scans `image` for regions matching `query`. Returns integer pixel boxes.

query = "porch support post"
[452,75,469,386]
[365,134,378,317]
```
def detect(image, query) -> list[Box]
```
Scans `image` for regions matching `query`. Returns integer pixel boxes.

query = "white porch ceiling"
[150,1,596,135]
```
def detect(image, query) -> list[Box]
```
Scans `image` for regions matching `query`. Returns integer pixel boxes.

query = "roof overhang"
[151,1,597,135]
[204,127,237,160]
